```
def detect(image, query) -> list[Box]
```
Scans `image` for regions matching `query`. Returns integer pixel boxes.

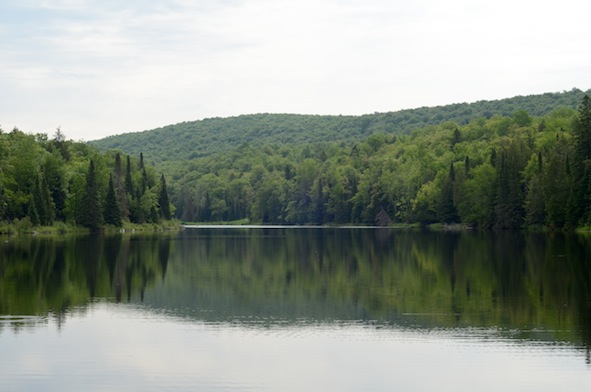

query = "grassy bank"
[0,218,181,236]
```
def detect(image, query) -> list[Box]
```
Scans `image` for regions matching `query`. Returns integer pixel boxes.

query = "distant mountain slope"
[90,88,589,163]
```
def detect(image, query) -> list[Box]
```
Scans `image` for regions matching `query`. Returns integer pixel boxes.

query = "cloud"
[1,0,590,140]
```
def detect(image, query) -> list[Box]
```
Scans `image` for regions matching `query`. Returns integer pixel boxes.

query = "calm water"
[1,228,590,391]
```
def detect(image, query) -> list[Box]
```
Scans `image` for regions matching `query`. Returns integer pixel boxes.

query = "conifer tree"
[40,175,54,225]
[158,174,171,220]
[438,162,458,223]
[32,174,54,226]
[568,95,591,225]
[79,160,103,230]
[494,150,525,229]
[104,174,122,226]
[125,155,134,195]
[525,152,545,225]
[114,153,128,219]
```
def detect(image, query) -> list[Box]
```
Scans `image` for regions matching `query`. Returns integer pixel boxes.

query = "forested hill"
[90,88,589,163]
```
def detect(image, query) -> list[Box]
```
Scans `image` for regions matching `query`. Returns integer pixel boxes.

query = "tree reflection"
[0,229,590,357]
[0,233,173,318]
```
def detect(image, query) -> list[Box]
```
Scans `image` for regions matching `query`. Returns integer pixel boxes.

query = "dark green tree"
[79,160,103,230]
[438,162,459,223]
[125,155,134,195]
[494,150,525,229]
[543,139,571,227]
[114,153,129,219]
[567,95,591,226]
[158,174,171,220]
[104,174,122,227]
[31,173,54,226]
[525,152,545,225]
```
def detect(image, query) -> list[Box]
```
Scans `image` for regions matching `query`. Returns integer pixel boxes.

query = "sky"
[1,0,590,141]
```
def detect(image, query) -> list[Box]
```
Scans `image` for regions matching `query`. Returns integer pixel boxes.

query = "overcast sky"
[1,0,590,141]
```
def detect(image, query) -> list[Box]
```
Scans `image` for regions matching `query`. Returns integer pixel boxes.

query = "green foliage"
[121,93,590,229]
[158,175,172,220]
[104,174,122,227]
[5,90,591,230]
[78,160,103,230]
[0,129,171,230]
[89,89,590,166]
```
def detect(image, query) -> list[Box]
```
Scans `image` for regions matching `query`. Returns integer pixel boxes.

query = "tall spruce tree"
[568,95,591,226]
[104,174,122,226]
[158,174,171,220]
[438,162,459,223]
[525,152,545,225]
[114,153,128,219]
[79,160,103,230]
[494,150,525,229]
[125,155,134,195]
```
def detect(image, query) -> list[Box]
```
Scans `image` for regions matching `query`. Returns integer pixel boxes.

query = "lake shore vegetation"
[163,94,591,230]
[0,128,175,234]
[3,90,591,231]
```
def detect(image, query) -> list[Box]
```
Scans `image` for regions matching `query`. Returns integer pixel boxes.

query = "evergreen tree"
[79,160,103,230]
[50,174,66,222]
[544,141,571,227]
[125,155,134,195]
[141,167,148,196]
[310,178,325,224]
[158,174,171,220]
[32,174,54,226]
[438,162,459,223]
[104,174,122,227]
[568,95,591,225]
[114,153,128,219]
[494,150,525,229]
[525,152,545,225]
[28,194,40,226]
[40,174,54,225]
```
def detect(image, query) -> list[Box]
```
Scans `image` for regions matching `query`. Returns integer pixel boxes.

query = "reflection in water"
[1,229,590,354]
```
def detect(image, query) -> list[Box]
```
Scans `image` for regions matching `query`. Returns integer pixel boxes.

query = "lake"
[1,228,590,391]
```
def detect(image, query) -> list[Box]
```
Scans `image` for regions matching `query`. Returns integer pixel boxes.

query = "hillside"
[90,88,589,164]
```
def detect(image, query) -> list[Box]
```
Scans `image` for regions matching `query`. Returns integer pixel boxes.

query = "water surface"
[1,228,590,390]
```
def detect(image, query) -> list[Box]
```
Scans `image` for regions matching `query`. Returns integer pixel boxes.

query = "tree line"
[0,128,172,231]
[170,96,591,229]
[90,88,590,166]
[4,94,591,230]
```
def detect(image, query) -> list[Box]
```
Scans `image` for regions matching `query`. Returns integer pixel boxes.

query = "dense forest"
[90,88,589,166]
[4,88,591,230]
[154,93,591,229]
[0,129,173,232]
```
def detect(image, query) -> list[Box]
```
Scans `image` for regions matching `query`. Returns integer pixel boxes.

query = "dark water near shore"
[1,228,590,390]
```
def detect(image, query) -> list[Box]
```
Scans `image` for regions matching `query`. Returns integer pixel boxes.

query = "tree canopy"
[4,89,591,230]
[0,128,172,231]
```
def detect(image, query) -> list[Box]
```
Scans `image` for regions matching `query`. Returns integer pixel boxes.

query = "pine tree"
[438,162,459,223]
[32,174,54,226]
[494,150,525,229]
[525,152,545,225]
[114,153,128,219]
[125,155,134,195]
[79,160,103,230]
[568,95,591,226]
[158,174,171,220]
[104,174,122,226]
